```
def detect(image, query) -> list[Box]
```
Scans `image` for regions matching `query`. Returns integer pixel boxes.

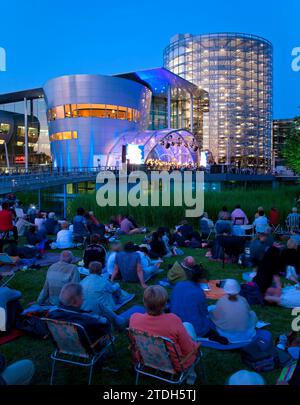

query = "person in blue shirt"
[73,207,90,242]
[170,265,228,344]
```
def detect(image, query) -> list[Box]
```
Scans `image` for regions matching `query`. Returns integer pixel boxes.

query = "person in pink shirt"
[231,205,249,225]
[119,215,145,235]
[129,285,200,372]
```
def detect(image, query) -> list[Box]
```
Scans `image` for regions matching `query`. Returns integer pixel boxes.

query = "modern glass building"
[164,33,273,170]
[273,119,295,167]
[0,68,209,169]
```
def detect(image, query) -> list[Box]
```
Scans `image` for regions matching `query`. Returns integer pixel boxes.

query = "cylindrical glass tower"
[163,33,273,170]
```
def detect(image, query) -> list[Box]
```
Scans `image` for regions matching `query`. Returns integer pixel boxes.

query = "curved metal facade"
[43,74,152,168]
[164,33,273,170]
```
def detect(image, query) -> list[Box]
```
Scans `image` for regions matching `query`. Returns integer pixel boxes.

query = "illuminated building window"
[0,123,10,134]
[47,104,140,123]
[50,131,78,142]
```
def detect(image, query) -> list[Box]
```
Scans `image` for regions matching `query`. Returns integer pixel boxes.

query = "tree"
[283,116,300,174]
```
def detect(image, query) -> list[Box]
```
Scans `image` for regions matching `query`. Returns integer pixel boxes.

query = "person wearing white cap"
[210,279,257,343]
[228,370,264,385]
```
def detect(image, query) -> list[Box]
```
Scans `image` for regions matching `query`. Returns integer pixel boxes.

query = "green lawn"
[1,233,294,386]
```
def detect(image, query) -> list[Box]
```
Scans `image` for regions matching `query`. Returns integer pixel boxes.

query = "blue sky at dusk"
[0,0,298,118]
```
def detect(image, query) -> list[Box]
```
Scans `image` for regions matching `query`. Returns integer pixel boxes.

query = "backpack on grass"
[240,330,278,372]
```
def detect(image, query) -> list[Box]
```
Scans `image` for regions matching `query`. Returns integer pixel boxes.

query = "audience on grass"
[129,285,200,372]
[80,261,129,329]
[231,205,249,225]
[119,215,145,235]
[280,238,300,282]
[253,209,269,233]
[170,266,228,344]
[3,197,300,385]
[48,283,110,347]
[0,355,35,385]
[215,212,232,235]
[53,221,74,249]
[0,202,18,240]
[73,207,90,242]
[83,234,106,269]
[286,207,300,230]
[105,242,123,275]
[269,207,280,229]
[167,256,197,284]
[37,250,80,305]
[228,370,264,385]
[42,212,59,235]
[210,279,257,343]
[111,241,147,288]
[253,246,282,297]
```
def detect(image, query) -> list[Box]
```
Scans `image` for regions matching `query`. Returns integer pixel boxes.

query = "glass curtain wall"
[163,33,273,171]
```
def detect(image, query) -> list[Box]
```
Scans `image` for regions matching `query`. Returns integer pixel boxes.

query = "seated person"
[81,261,130,329]
[269,207,280,229]
[83,234,106,269]
[34,212,46,232]
[210,279,257,343]
[280,238,300,283]
[53,221,74,249]
[129,285,200,372]
[253,210,268,234]
[105,242,123,275]
[37,250,80,305]
[167,256,196,284]
[173,220,194,246]
[0,355,35,385]
[48,283,110,347]
[16,214,31,237]
[138,246,162,279]
[85,211,105,237]
[43,212,59,235]
[25,225,47,253]
[111,241,147,288]
[157,227,172,256]
[215,212,232,235]
[231,205,249,225]
[119,215,145,235]
[199,213,214,239]
[73,207,90,242]
[218,206,231,220]
[253,246,282,299]
[228,370,264,385]
[0,202,18,240]
[254,206,264,219]
[170,267,228,344]
[265,284,300,309]
[149,231,167,258]
[249,232,271,266]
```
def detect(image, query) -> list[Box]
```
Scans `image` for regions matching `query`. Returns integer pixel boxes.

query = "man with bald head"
[48,283,110,346]
[37,250,80,305]
[167,256,196,285]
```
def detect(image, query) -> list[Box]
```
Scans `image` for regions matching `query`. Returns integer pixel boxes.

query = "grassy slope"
[0,233,293,385]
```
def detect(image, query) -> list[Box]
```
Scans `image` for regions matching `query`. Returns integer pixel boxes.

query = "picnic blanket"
[197,329,268,350]
[204,280,226,300]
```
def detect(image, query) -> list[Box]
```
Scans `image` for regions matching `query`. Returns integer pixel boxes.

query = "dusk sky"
[0,0,298,118]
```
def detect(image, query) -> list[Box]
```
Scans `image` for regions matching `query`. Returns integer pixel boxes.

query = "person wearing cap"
[228,370,264,385]
[170,265,228,344]
[37,250,80,305]
[210,279,257,343]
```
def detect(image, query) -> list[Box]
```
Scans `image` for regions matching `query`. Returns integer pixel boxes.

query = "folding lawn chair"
[127,328,205,385]
[42,318,116,385]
